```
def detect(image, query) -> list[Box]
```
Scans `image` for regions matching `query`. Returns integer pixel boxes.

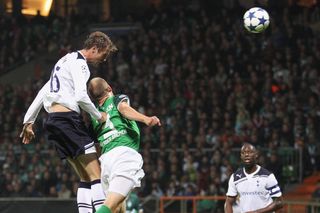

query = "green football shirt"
[91,94,140,154]
[126,191,140,213]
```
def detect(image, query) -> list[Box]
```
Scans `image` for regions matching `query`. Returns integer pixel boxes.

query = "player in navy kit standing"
[20,31,117,213]
[224,143,283,213]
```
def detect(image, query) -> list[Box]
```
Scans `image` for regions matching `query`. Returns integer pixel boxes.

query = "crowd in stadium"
[0,10,98,75]
[1,1,320,211]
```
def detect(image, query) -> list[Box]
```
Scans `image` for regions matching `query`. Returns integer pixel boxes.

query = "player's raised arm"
[118,101,161,127]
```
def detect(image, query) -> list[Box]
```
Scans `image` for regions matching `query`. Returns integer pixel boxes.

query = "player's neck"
[98,93,114,106]
[79,49,88,60]
[244,164,258,174]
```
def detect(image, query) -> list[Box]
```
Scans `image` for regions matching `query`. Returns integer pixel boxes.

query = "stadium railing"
[0,197,319,213]
[158,196,320,213]
[160,195,225,213]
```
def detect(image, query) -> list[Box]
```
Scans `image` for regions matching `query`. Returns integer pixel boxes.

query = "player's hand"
[145,116,161,127]
[20,123,35,144]
[98,112,107,123]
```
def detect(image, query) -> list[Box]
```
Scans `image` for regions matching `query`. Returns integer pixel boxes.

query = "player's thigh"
[67,157,90,182]
[77,153,101,180]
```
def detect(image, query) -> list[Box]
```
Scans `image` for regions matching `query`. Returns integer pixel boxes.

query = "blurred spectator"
[266,152,284,190]
[58,183,72,198]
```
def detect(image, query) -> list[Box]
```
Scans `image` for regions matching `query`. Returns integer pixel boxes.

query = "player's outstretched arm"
[20,123,35,144]
[118,102,161,127]
[224,196,235,213]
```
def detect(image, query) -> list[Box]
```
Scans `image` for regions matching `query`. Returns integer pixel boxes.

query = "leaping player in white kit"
[20,31,117,213]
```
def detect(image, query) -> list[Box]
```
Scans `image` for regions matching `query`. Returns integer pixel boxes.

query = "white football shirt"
[226,165,282,213]
[23,51,101,124]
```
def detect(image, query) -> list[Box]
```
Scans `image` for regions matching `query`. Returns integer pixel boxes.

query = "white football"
[243,7,270,33]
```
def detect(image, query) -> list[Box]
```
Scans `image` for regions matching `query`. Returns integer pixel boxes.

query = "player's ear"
[91,46,97,54]
[106,85,112,93]
[255,150,259,158]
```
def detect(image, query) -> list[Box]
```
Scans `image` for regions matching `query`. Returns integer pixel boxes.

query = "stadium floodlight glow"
[6,0,53,16]
[22,0,53,16]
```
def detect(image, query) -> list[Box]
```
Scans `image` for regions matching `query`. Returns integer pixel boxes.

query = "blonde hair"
[83,31,118,54]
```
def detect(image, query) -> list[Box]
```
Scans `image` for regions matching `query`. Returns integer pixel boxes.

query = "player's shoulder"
[115,94,129,99]
[233,168,246,182]
[114,94,130,105]
[76,51,85,60]
[255,166,272,177]
[65,51,86,63]
[66,52,89,73]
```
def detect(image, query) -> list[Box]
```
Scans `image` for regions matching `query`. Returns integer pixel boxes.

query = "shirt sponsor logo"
[240,191,265,196]
[102,130,127,146]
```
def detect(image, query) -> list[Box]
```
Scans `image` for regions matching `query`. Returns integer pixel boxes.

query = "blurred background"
[0,0,320,212]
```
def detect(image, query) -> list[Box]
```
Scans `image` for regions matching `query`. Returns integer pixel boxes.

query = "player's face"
[96,48,110,63]
[90,47,110,66]
[240,145,257,166]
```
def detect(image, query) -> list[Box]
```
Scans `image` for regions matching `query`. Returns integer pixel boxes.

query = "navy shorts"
[45,111,96,159]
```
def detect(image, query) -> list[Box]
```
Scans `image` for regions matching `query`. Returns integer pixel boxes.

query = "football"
[243,7,270,33]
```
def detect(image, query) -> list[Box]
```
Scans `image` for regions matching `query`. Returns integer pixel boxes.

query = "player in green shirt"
[126,191,142,213]
[88,77,161,213]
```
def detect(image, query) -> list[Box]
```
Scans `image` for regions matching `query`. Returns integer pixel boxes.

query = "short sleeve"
[114,94,130,110]
[266,173,282,197]
[226,174,238,197]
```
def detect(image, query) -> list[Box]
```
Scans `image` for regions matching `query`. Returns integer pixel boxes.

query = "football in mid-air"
[243,7,270,33]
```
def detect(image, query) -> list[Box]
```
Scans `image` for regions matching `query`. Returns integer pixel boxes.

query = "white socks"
[91,179,105,211]
[77,181,93,213]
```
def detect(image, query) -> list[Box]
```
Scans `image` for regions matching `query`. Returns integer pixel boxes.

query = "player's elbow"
[276,200,284,209]
[224,197,235,213]
[274,198,284,210]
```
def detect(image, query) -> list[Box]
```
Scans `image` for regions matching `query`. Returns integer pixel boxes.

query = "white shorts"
[99,146,145,197]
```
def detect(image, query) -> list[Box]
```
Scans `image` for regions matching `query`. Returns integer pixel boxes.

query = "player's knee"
[103,202,118,212]
[115,202,126,213]
[103,192,126,212]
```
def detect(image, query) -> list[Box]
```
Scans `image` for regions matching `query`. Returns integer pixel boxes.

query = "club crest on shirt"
[106,104,114,112]
[81,65,87,73]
